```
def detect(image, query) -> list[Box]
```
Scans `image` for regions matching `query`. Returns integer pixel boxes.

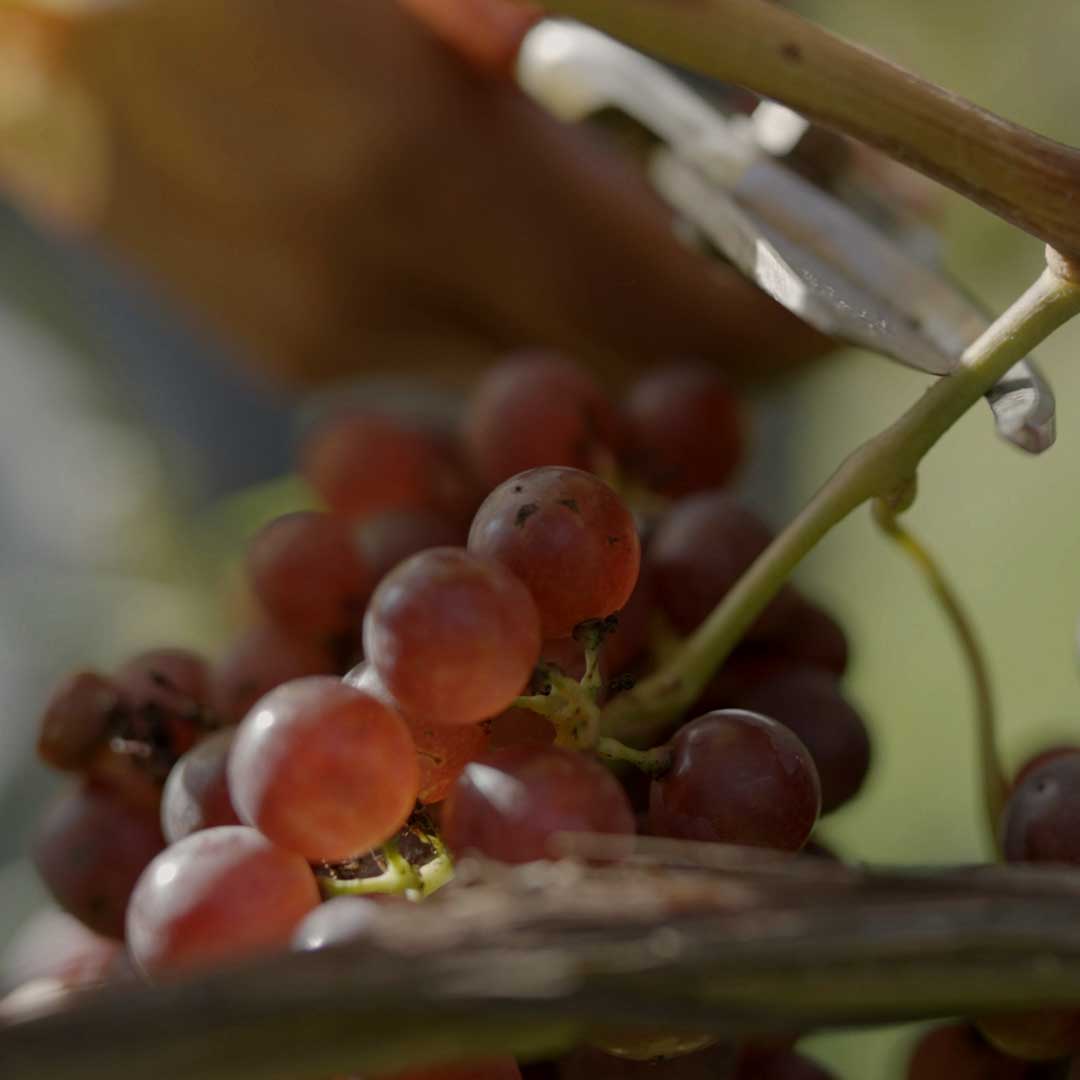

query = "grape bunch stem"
[603,260,1080,748]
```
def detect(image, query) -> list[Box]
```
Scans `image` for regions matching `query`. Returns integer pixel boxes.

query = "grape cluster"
[10,351,873,1079]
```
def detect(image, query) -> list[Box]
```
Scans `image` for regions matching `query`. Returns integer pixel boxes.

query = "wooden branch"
[523,0,1080,255]
[8,855,1080,1080]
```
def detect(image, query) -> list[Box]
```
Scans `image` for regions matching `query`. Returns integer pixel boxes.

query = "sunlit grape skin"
[160,728,242,844]
[649,711,821,851]
[1001,751,1080,864]
[464,350,622,489]
[248,511,372,638]
[364,548,541,727]
[443,745,635,864]
[126,826,320,978]
[623,364,743,497]
[468,467,640,638]
[33,784,165,940]
[229,678,419,862]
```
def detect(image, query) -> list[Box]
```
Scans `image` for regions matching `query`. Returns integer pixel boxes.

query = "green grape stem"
[602,262,1080,748]
[873,501,1007,853]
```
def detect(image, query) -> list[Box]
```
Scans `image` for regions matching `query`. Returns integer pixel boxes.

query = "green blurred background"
[4,1,1080,1075]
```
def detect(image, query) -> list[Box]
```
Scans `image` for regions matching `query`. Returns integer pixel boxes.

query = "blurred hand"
[11,0,828,386]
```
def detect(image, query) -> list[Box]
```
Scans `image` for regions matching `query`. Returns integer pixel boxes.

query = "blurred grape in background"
[4,2,1080,1077]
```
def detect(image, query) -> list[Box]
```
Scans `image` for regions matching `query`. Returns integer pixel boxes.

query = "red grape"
[468,467,640,638]
[37,671,119,772]
[229,677,419,861]
[1011,745,1080,792]
[622,363,743,497]
[649,711,821,851]
[126,826,320,978]
[603,563,656,676]
[769,601,850,675]
[361,509,468,583]
[33,783,165,939]
[301,411,472,521]
[464,349,622,488]
[364,547,541,727]
[648,493,799,638]
[212,621,339,724]
[726,667,871,815]
[1001,751,1080,864]
[160,728,242,843]
[248,511,372,638]
[907,1024,1032,1079]
[443,745,635,863]
[486,707,555,750]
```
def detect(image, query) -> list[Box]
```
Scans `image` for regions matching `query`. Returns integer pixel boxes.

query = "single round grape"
[37,671,119,772]
[229,677,419,861]
[160,728,242,843]
[464,349,622,488]
[301,411,471,521]
[247,511,372,638]
[907,1024,1031,1079]
[292,895,401,951]
[33,783,165,940]
[734,1050,835,1079]
[361,509,468,583]
[1001,751,1080,864]
[649,711,821,851]
[212,622,339,724]
[648,493,799,638]
[976,1011,1080,1062]
[727,666,871,815]
[443,745,635,864]
[126,826,320,978]
[364,547,541,727]
[468,467,640,638]
[622,363,743,497]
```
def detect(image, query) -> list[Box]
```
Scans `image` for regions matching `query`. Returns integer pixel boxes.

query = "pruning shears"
[518,20,1055,454]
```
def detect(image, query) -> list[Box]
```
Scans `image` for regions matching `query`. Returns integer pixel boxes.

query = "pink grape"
[364,547,541,727]
[443,745,635,863]
[468,467,640,638]
[228,677,419,861]
[126,826,320,978]
[248,511,372,638]
[464,349,622,488]
[37,671,119,772]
